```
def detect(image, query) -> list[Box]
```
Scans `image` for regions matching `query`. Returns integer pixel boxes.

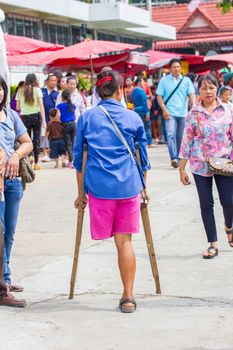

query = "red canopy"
[145,50,204,69]
[7,51,58,66]
[45,39,141,68]
[204,53,233,65]
[146,50,182,69]
[45,53,131,72]
[4,34,64,55]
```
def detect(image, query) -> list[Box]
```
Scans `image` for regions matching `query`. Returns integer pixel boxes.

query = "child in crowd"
[46,108,66,168]
[57,89,76,168]
[219,86,233,109]
[150,85,161,144]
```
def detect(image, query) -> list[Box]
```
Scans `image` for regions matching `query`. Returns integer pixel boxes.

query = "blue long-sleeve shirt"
[132,87,149,116]
[73,98,150,199]
[42,88,59,123]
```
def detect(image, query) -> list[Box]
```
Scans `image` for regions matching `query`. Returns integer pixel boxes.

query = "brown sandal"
[225,226,233,247]
[119,298,137,313]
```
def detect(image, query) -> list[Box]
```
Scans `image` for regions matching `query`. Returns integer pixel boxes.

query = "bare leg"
[54,158,59,168]
[43,148,48,157]
[114,234,136,299]
[61,155,66,167]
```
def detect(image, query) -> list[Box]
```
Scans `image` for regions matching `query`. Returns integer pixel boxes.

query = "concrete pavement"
[0,145,233,350]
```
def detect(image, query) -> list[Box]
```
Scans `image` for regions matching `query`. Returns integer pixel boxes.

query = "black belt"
[4,176,21,180]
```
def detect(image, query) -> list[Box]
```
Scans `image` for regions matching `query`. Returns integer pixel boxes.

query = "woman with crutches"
[73,70,150,313]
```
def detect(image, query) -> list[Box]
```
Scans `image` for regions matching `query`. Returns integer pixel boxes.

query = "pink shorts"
[88,193,141,240]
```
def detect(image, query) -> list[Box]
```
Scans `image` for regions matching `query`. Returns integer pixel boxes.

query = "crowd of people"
[0,60,232,312]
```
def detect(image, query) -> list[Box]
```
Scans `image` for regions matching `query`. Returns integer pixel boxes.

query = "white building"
[0,0,175,50]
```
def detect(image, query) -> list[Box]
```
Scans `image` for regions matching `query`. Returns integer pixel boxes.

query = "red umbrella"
[45,39,141,67]
[204,53,233,65]
[146,50,182,69]
[4,34,64,55]
[7,51,59,66]
[145,50,204,69]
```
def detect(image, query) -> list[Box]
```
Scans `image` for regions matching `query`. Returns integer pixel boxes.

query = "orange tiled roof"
[152,1,233,32]
[155,33,233,49]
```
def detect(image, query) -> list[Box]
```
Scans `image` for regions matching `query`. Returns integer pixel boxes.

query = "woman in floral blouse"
[179,73,233,259]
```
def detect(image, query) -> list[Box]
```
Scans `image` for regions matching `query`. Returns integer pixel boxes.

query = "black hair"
[134,78,143,86]
[15,81,25,94]
[197,73,219,90]
[67,76,77,84]
[53,70,63,81]
[47,73,56,81]
[0,75,8,111]
[96,70,123,99]
[219,86,232,96]
[61,89,74,112]
[186,73,196,84]
[49,108,58,119]
[169,58,181,67]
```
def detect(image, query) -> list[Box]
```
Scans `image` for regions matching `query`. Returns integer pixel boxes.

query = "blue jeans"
[165,116,185,160]
[137,113,152,145]
[160,115,167,142]
[0,178,23,284]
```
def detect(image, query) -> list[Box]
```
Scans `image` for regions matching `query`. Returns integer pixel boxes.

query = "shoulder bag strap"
[164,77,184,105]
[196,110,208,160]
[98,105,146,189]
[98,105,135,163]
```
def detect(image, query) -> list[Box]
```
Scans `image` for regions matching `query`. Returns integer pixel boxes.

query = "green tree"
[217,0,233,14]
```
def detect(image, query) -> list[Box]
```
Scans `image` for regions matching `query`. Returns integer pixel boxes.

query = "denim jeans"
[0,178,23,284]
[160,115,167,142]
[165,116,185,160]
[0,222,7,299]
[137,113,152,145]
[193,174,233,243]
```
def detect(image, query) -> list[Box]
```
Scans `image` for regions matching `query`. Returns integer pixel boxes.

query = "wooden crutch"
[136,149,161,294]
[69,145,88,299]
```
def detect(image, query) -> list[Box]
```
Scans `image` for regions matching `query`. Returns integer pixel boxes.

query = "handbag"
[196,111,233,177]
[98,105,146,189]
[14,141,36,191]
[4,107,36,190]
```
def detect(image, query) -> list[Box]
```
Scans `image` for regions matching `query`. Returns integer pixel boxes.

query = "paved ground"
[0,145,233,350]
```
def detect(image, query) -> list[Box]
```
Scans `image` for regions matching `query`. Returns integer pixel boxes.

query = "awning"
[4,34,64,55]
[155,35,233,50]
[145,50,204,69]
[204,52,233,65]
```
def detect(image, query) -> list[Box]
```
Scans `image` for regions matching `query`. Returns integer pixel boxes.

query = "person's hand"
[74,193,88,209]
[163,109,170,120]
[5,153,20,179]
[141,189,150,203]
[42,120,47,129]
[0,147,6,176]
[145,115,150,122]
[179,169,191,185]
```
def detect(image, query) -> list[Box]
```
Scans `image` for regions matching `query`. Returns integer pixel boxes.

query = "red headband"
[97,76,113,86]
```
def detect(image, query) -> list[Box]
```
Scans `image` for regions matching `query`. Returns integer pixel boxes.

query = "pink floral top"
[179,100,233,177]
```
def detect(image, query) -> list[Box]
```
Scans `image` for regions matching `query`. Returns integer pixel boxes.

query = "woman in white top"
[67,76,85,121]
